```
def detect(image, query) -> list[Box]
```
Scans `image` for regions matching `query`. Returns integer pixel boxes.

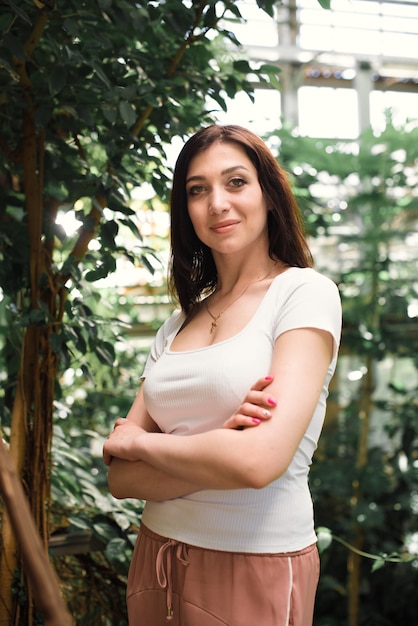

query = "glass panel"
[232,0,279,47]
[213,89,282,135]
[370,90,418,132]
[298,86,359,138]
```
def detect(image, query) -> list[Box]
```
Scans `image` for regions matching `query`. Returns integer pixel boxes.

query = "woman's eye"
[187,185,205,196]
[229,177,246,188]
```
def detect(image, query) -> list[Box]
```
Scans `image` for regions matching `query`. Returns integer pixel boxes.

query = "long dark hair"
[168,124,313,314]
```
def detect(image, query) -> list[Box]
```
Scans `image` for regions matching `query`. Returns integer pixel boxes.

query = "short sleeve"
[141,309,184,379]
[273,270,342,361]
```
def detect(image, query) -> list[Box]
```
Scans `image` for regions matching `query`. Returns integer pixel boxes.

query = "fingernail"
[252,418,261,424]
[264,375,273,381]
[267,397,277,406]
[262,410,271,418]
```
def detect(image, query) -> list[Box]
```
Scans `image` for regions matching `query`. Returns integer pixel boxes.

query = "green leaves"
[315,526,414,570]
[118,100,136,127]
[255,0,276,17]
[94,342,115,366]
[51,425,142,580]
[2,32,26,60]
[0,0,282,300]
[266,120,418,624]
[48,65,68,95]
[4,0,32,23]
[316,526,333,553]
[317,0,332,9]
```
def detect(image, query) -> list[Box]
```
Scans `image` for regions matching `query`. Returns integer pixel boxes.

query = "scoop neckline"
[165,266,301,355]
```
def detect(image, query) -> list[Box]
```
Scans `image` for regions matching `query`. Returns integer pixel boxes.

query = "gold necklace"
[205,261,278,334]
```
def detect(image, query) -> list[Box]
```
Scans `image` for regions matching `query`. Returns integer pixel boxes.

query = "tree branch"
[24,12,49,59]
[61,1,224,282]
[0,439,73,626]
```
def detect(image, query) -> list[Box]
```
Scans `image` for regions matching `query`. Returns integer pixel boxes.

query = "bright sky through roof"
[211,0,418,138]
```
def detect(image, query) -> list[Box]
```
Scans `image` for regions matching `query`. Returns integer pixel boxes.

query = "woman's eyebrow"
[186,165,250,185]
[221,165,250,176]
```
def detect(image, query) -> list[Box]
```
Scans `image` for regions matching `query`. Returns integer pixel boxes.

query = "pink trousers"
[127,525,320,626]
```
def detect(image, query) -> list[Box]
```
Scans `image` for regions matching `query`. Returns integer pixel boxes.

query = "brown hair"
[168,124,313,314]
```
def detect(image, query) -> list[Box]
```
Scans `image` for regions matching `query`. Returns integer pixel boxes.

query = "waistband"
[141,523,317,557]
[141,524,317,622]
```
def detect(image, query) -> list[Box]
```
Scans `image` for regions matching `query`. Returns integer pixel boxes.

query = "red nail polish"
[265,375,273,381]
[267,397,276,406]
[252,418,261,424]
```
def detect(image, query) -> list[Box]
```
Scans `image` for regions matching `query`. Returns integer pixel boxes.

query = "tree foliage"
[269,119,418,625]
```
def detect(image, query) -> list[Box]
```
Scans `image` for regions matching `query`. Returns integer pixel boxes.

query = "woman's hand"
[103,418,147,466]
[223,375,276,431]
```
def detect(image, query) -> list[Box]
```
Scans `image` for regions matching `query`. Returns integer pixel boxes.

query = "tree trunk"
[347,358,373,626]
[0,78,59,624]
[0,439,73,626]
[347,229,379,626]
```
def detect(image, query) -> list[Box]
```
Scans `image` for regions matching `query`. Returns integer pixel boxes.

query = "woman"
[103,125,342,626]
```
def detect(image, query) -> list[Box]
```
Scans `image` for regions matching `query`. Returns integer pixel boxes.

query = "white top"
[141,267,342,553]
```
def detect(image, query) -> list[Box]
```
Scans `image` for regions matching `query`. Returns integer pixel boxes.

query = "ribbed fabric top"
[141,267,342,553]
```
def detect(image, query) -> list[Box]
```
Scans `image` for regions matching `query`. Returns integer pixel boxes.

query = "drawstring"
[156,539,189,621]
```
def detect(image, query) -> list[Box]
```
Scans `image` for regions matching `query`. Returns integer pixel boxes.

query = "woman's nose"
[208,188,230,214]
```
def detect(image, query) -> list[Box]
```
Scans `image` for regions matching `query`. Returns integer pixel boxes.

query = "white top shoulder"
[141,267,342,552]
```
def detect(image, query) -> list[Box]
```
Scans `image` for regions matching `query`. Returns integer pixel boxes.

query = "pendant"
[210,320,217,334]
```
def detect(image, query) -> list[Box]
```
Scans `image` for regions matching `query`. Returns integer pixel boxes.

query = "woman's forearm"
[105,330,332,494]
[135,330,333,490]
[107,457,200,501]
[137,428,268,490]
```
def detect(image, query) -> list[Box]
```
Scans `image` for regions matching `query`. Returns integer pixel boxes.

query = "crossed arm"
[105,375,274,501]
[104,327,333,501]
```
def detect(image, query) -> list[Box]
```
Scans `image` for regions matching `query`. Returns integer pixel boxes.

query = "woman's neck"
[213,256,280,296]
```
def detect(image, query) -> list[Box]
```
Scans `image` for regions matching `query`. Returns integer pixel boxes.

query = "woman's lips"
[210,220,239,234]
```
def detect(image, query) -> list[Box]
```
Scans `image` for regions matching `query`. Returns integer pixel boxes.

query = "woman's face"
[185,141,269,258]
